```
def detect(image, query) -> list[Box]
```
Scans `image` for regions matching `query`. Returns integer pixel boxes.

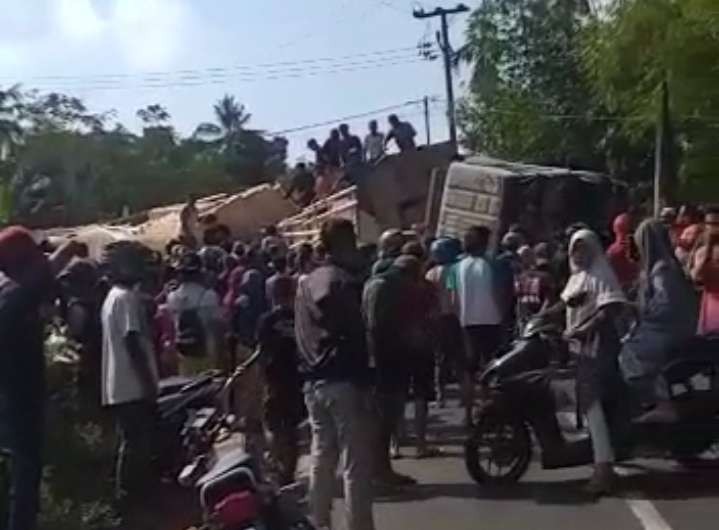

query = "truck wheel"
[464,410,532,485]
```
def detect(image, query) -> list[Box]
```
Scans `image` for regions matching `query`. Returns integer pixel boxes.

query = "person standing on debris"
[322,128,343,168]
[307,138,329,169]
[339,123,364,166]
[364,120,385,163]
[295,218,375,530]
[385,114,417,152]
[179,194,200,248]
[0,227,83,530]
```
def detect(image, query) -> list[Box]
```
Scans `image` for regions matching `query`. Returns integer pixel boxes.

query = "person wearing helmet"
[371,228,405,276]
[425,237,463,407]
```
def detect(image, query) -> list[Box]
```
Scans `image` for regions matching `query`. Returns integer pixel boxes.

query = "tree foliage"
[0,89,288,227]
[459,0,719,199]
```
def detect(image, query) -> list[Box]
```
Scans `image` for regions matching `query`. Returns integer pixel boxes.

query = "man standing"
[385,114,417,152]
[322,129,343,169]
[452,226,504,427]
[101,246,159,505]
[339,123,364,166]
[364,120,385,163]
[0,227,81,530]
[295,218,375,530]
[167,252,225,375]
[179,195,200,248]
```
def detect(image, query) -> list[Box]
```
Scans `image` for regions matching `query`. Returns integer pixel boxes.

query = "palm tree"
[193,94,252,145]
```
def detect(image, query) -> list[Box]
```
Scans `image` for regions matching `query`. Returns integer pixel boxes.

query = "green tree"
[583,0,719,200]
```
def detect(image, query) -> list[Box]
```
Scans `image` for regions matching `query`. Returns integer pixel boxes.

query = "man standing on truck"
[364,120,385,163]
[385,114,417,152]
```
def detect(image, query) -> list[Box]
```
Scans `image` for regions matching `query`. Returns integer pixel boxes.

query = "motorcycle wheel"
[464,410,532,485]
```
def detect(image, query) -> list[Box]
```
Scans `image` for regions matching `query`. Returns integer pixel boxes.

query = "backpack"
[175,291,208,358]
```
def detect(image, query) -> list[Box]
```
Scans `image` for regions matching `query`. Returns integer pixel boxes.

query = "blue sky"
[0,0,475,160]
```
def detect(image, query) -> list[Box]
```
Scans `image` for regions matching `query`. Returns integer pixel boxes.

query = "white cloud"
[53,0,105,40]
[110,0,191,70]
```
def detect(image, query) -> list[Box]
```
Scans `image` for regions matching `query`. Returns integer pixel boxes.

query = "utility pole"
[414,3,469,153]
[423,95,431,145]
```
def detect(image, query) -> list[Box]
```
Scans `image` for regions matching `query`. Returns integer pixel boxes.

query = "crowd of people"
[286,115,419,207]
[1,197,718,530]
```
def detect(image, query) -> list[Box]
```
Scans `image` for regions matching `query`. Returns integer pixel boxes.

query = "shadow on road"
[375,478,599,506]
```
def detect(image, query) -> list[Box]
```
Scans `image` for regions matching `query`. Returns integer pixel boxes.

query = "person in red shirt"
[606,213,639,295]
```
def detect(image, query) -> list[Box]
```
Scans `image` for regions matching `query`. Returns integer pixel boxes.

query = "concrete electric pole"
[413,3,469,153]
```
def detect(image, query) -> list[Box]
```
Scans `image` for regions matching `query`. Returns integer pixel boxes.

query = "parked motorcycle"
[156,370,227,475]
[465,316,719,485]
[177,353,315,530]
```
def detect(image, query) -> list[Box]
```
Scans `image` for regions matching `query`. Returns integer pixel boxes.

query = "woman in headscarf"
[561,229,627,495]
[619,219,698,423]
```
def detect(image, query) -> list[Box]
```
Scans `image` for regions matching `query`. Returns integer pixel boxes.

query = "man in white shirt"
[451,225,503,427]
[101,259,159,504]
[364,120,385,163]
[166,252,225,375]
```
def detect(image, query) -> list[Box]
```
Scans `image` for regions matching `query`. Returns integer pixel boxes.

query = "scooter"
[464,316,719,486]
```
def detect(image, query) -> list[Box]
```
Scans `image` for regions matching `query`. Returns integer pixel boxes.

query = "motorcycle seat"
[662,336,719,385]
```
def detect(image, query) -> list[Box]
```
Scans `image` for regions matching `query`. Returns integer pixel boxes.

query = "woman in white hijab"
[562,229,627,495]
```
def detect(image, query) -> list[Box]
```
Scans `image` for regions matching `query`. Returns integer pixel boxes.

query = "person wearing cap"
[0,227,84,530]
[166,252,225,376]
[371,228,405,276]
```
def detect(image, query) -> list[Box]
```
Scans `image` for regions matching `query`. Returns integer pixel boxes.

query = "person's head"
[678,204,701,226]
[378,228,405,259]
[339,123,350,138]
[307,138,320,151]
[613,212,633,239]
[563,222,589,249]
[518,245,535,271]
[369,119,378,134]
[177,252,204,283]
[267,274,294,309]
[0,226,52,288]
[297,242,315,272]
[201,214,218,227]
[58,259,98,300]
[232,241,246,260]
[534,242,550,262]
[501,231,523,254]
[464,226,491,256]
[313,241,327,264]
[401,240,425,261]
[430,237,462,265]
[705,205,719,239]
[634,219,675,271]
[388,114,400,127]
[393,254,422,282]
[660,207,677,227]
[329,128,340,141]
[264,225,278,237]
[224,253,238,273]
[568,229,603,272]
[272,255,288,275]
[319,218,357,262]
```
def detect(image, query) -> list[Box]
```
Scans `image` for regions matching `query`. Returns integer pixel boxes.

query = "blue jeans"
[0,393,43,530]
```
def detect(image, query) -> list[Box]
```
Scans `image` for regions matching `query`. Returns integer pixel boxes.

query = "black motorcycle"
[465,316,719,485]
[156,370,228,475]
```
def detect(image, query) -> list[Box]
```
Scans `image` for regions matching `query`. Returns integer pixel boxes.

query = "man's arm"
[48,240,85,276]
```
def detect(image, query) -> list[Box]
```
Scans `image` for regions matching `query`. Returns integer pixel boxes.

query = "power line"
[269,98,441,136]
[7,46,429,84]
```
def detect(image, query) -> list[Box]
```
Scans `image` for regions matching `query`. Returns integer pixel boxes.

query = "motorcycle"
[464,316,719,485]
[156,370,228,475]
[177,353,315,530]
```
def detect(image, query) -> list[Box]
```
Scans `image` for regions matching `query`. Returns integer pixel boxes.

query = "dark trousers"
[112,400,156,503]
[0,395,43,530]
[375,391,405,476]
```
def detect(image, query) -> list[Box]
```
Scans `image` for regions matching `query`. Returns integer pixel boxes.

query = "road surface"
[312,392,719,530]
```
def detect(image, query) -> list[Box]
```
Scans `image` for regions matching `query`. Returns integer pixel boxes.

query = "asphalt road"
[319,396,719,530]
